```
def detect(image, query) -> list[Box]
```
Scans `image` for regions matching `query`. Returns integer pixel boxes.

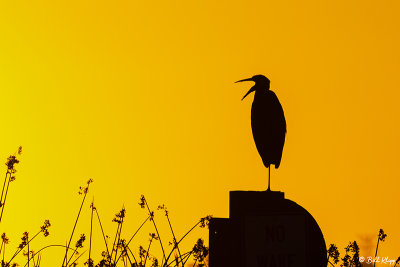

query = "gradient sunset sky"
[0,0,399,265]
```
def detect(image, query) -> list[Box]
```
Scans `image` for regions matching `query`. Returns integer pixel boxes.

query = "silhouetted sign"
[209,191,327,267]
[245,214,306,267]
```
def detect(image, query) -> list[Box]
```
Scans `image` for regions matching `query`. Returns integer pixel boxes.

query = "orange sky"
[0,0,399,265]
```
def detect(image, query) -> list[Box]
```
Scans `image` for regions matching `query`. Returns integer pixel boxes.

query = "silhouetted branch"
[158,205,183,266]
[62,179,92,267]
[114,215,150,265]
[88,199,95,266]
[140,195,167,264]
[7,220,50,265]
[373,229,386,267]
[94,208,110,258]
[0,147,21,224]
[164,216,211,266]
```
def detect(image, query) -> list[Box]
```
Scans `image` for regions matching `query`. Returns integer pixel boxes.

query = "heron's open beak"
[241,87,255,100]
[235,78,255,100]
[235,78,253,83]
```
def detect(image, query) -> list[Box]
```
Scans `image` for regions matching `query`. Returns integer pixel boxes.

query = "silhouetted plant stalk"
[6,220,50,265]
[88,199,95,267]
[0,146,22,224]
[140,195,167,265]
[35,253,41,267]
[114,215,150,266]
[158,205,183,266]
[27,240,29,267]
[373,229,387,267]
[394,257,400,267]
[115,238,130,267]
[0,156,214,267]
[165,251,187,267]
[68,245,87,267]
[23,250,36,267]
[109,206,126,266]
[65,233,86,266]
[182,251,193,266]
[24,245,77,267]
[124,244,139,266]
[0,233,9,264]
[144,233,158,266]
[31,252,41,267]
[62,178,92,267]
[190,257,197,267]
[65,197,210,267]
[94,207,110,259]
[164,251,192,267]
[164,215,212,267]
[111,204,210,267]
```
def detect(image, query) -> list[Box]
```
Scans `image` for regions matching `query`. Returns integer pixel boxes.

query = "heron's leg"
[267,165,271,191]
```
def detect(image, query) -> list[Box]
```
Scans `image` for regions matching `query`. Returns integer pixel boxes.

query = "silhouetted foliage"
[327,231,399,267]
[0,147,22,223]
[192,238,209,267]
[341,241,361,267]
[327,244,340,265]
[4,148,399,267]
[394,257,400,267]
[75,234,86,249]
[373,228,387,267]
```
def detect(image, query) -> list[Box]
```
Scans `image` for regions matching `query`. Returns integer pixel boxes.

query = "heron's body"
[251,89,286,168]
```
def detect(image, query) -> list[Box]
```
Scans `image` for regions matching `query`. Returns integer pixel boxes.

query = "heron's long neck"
[254,86,269,99]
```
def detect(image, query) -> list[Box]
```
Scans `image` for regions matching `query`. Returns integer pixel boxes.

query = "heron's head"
[235,75,270,100]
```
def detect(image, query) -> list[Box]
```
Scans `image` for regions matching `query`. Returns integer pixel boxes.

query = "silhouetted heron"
[236,75,286,191]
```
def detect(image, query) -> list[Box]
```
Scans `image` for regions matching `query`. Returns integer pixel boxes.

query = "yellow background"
[0,0,399,265]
